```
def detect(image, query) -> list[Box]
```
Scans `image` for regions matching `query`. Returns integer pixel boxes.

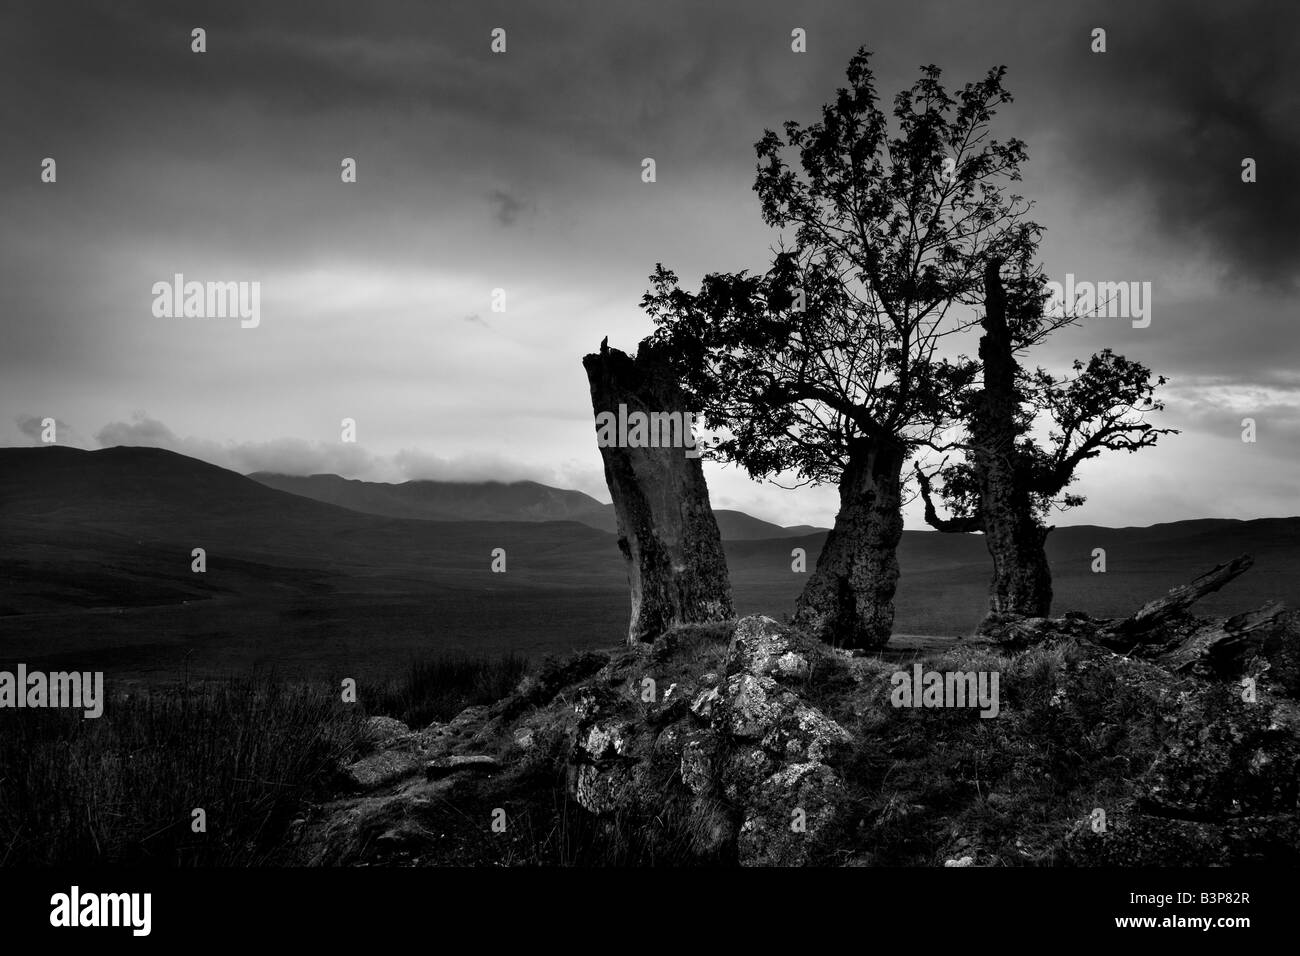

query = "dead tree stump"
[582,339,734,644]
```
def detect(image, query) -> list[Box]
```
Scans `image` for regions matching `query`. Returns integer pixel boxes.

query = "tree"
[643,50,1039,647]
[582,339,734,644]
[915,259,1176,625]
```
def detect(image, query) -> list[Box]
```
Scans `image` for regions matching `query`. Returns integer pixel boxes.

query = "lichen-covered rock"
[760,702,853,763]
[645,687,692,726]
[714,669,852,764]
[690,686,721,719]
[307,591,1300,868]
[737,761,845,866]
[557,615,854,865]
[680,730,719,796]
[652,723,686,758]
[363,715,412,747]
[573,684,622,721]
[1137,694,1300,820]
[717,673,787,740]
[720,745,773,804]
[727,615,823,683]
[342,749,426,790]
[579,720,632,761]
[573,763,630,815]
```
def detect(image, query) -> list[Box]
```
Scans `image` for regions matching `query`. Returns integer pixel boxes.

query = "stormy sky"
[2,0,1297,529]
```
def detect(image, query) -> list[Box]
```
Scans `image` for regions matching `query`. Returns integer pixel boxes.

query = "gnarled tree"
[916,259,1176,626]
[645,50,1039,648]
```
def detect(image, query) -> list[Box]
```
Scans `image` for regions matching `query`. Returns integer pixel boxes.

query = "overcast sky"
[2,0,1297,529]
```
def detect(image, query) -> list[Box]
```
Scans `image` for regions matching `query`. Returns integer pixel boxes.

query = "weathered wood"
[972,259,1054,621]
[792,434,905,649]
[963,553,1288,682]
[913,261,1054,622]
[1115,553,1254,640]
[1157,602,1287,673]
[583,339,734,644]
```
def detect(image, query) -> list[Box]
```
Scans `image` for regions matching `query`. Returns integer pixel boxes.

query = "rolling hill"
[248,471,825,540]
[2,445,1297,683]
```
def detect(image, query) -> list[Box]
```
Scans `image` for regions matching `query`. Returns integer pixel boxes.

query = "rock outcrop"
[567,615,853,865]
[293,560,1300,867]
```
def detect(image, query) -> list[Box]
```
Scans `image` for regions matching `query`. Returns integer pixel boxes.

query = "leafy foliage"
[644,49,1040,486]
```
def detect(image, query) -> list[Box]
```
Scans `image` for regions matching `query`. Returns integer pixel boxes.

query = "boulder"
[343,749,426,791]
[727,615,823,682]
[363,715,412,747]
[737,762,846,866]
[560,614,853,867]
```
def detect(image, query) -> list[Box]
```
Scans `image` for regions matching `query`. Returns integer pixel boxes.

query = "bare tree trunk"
[973,259,1052,624]
[977,474,1053,621]
[582,339,734,644]
[793,436,904,649]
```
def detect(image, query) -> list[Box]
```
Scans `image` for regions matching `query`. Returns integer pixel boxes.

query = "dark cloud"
[1033,1,1300,290]
[487,189,531,227]
[2,0,1297,528]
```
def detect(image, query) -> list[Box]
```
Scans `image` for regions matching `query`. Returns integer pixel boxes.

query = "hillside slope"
[2,445,1297,682]
[248,471,823,539]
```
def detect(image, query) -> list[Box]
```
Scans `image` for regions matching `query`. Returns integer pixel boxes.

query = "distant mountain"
[3,446,352,528]
[248,471,610,526]
[247,471,825,540]
[710,513,828,541]
[2,445,1297,684]
[0,445,628,675]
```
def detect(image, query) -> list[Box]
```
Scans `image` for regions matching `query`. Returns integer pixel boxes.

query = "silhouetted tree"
[915,259,1176,625]
[644,50,1038,647]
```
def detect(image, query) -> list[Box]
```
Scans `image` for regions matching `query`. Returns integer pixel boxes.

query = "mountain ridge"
[2,444,1298,682]
[247,468,827,540]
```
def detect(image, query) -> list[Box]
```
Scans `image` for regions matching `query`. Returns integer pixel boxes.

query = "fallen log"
[1156,601,1288,674]
[1112,553,1254,641]
[980,554,1292,680]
